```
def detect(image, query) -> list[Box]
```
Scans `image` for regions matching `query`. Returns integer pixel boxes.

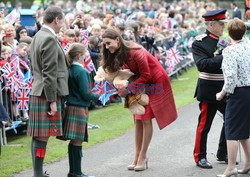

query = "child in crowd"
[62,29,76,48]
[16,42,30,73]
[88,36,100,69]
[90,24,101,38]
[19,36,33,45]
[74,30,81,43]
[63,43,99,177]
[16,42,30,121]
[115,23,128,40]
[87,36,104,109]
[0,45,11,66]
[0,44,21,121]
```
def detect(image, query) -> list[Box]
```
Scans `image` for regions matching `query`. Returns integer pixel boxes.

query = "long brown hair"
[101,28,130,73]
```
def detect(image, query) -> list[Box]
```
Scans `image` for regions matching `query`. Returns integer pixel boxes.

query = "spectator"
[16,26,28,42]
[231,2,242,19]
[62,29,76,47]
[19,36,33,45]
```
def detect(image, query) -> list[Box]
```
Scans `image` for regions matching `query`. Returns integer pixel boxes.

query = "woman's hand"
[216,90,226,101]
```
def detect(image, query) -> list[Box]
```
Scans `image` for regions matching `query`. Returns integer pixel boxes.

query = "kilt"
[62,106,88,142]
[27,95,63,137]
[225,86,250,140]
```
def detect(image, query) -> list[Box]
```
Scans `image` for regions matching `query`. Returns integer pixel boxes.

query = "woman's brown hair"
[227,18,246,41]
[101,28,130,73]
[66,43,86,67]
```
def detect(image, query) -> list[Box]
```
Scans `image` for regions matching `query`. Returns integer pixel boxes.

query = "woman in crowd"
[216,18,250,177]
[16,26,28,42]
[101,28,177,171]
[63,43,99,177]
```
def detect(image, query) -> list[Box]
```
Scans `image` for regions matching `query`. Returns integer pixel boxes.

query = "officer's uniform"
[192,9,228,169]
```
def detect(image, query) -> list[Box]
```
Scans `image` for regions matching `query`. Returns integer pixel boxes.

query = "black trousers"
[193,101,227,162]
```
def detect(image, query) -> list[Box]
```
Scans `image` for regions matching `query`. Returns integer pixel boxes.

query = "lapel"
[40,27,69,67]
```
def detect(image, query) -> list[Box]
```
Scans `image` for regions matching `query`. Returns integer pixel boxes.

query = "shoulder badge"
[195,34,207,41]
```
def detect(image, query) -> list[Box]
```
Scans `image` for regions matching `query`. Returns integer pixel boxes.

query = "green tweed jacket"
[30,27,69,102]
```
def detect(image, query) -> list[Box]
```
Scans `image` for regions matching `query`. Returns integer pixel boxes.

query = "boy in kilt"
[27,6,69,177]
[63,43,99,177]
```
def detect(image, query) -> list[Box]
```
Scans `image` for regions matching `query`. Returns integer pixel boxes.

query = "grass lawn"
[0,66,198,177]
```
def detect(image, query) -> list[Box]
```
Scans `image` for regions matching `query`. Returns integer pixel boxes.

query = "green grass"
[0,66,198,177]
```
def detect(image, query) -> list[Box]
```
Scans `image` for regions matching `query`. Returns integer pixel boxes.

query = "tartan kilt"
[62,106,88,142]
[27,95,63,137]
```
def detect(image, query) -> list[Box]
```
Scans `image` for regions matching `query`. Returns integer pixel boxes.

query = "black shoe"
[21,117,29,122]
[73,173,94,177]
[43,171,50,177]
[216,156,239,165]
[196,158,213,169]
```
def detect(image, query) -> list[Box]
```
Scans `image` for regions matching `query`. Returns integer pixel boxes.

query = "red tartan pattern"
[26,95,63,137]
[62,106,88,141]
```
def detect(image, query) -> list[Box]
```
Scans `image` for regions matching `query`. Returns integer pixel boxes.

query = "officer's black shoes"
[216,156,239,165]
[196,158,213,169]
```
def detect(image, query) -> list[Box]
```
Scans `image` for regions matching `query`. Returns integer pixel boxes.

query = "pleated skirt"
[62,106,88,142]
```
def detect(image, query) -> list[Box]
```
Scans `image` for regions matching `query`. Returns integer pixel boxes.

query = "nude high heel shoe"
[217,168,238,177]
[127,164,136,170]
[238,167,250,174]
[134,158,148,171]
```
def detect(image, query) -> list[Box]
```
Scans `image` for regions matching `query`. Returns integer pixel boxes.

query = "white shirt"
[43,24,56,36]
[222,40,250,93]
[72,61,83,67]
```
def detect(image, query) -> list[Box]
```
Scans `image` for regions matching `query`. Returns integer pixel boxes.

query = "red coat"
[124,43,177,130]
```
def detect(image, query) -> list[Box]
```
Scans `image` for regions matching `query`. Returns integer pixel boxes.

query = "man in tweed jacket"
[27,6,68,177]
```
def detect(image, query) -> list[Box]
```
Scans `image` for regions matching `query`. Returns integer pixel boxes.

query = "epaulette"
[195,34,207,41]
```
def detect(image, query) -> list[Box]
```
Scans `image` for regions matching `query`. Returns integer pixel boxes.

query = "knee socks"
[68,144,83,176]
[31,138,47,177]
[68,143,74,174]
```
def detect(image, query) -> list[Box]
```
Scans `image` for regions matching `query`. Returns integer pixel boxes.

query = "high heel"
[217,168,238,177]
[238,167,250,174]
[127,164,136,170]
[134,158,148,171]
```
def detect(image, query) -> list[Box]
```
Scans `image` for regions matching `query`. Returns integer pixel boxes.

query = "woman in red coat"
[101,28,177,171]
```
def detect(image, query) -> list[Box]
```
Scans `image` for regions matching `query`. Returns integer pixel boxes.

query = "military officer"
[192,9,228,169]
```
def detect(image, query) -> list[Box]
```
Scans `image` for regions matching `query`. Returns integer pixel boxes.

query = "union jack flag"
[92,81,117,105]
[16,87,31,110]
[92,80,105,96]
[82,56,95,73]
[1,62,16,81]
[63,43,71,53]
[165,58,176,74]
[80,29,89,48]
[165,45,183,65]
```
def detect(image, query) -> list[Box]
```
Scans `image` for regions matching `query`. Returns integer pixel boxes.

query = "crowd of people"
[0,0,249,177]
[0,0,209,131]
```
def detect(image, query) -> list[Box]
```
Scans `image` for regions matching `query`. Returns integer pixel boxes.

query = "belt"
[199,72,224,81]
